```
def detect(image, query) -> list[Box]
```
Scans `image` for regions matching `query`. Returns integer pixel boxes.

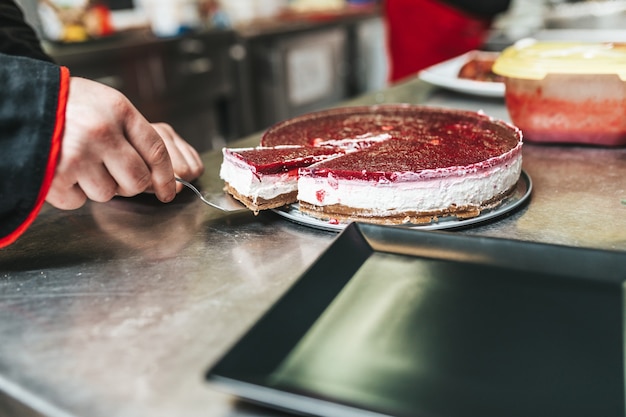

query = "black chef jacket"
[0,1,69,248]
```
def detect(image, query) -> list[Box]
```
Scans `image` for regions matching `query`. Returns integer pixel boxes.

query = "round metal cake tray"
[272,170,532,232]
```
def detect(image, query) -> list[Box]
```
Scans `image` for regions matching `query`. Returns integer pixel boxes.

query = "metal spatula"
[176,178,248,213]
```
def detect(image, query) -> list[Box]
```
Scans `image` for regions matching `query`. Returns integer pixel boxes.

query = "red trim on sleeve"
[0,66,69,249]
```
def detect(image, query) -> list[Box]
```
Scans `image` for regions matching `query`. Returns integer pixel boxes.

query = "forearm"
[441,0,512,18]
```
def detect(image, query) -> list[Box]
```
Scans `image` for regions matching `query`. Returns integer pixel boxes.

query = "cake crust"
[224,182,298,213]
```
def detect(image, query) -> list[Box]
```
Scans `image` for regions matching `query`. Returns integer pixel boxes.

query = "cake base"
[297,185,517,225]
[224,183,298,214]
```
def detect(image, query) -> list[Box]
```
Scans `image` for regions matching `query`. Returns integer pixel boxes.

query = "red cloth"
[384,0,492,82]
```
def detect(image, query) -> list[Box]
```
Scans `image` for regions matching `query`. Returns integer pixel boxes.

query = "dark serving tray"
[206,223,626,417]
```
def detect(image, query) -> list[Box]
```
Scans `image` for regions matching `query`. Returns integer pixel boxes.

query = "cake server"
[176,178,248,213]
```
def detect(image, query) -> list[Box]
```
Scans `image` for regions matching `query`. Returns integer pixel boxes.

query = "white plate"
[418,51,505,98]
[272,171,531,232]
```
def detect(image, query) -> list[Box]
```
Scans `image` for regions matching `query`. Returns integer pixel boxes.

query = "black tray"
[206,223,626,417]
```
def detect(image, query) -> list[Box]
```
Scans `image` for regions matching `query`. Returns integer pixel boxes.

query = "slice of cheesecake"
[219,145,344,213]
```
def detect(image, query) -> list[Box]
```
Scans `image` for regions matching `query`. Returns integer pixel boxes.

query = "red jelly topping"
[260,105,521,181]
[262,106,519,149]
[227,146,343,175]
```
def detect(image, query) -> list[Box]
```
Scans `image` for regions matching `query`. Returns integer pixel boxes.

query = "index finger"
[124,112,176,203]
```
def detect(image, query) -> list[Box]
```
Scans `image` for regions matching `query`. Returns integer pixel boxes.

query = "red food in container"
[493,40,626,146]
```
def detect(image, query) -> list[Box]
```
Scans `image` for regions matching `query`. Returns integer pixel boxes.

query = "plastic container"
[493,39,626,146]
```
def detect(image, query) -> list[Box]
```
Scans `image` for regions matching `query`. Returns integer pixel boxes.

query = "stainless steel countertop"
[1,78,625,417]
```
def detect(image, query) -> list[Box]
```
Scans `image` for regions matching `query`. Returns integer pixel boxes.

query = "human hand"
[150,122,204,194]
[46,77,203,210]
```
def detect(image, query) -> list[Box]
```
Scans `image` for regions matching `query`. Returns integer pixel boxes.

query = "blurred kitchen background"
[13,0,626,152]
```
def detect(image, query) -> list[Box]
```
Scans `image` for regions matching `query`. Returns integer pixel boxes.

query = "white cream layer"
[219,151,297,201]
[297,155,522,215]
